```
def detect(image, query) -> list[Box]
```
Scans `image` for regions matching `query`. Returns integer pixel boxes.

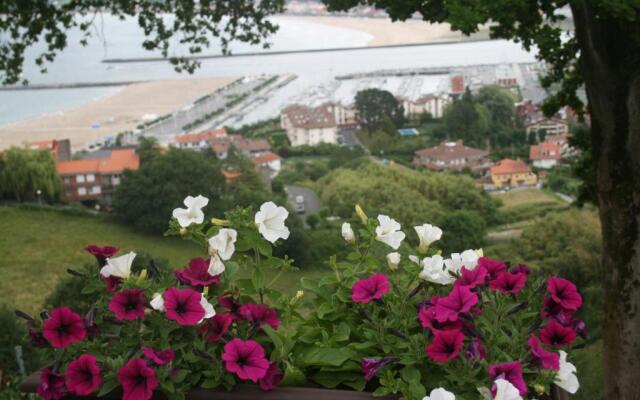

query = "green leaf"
[261,325,284,358]
[251,267,264,292]
[257,240,272,257]
[97,378,119,396]
[333,322,351,342]
[301,347,352,367]
[280,362,306,386]
[317,303,334,319]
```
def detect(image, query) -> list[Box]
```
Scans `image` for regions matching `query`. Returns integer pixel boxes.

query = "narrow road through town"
[284,185,321,227]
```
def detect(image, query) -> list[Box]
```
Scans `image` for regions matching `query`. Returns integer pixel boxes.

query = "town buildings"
[529,143,562,169]
[399,95,450,120]
[28,139,72,161]
[280,102,357,147]
[413,140,491,172]
[56,148,140,207]
[525,117,569,136]
[489,159,537,189]
[174,128,228,150]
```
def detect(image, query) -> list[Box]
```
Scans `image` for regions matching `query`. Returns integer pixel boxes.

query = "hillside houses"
[529,142,562,169]
[489,159,537,189]
[280,102,357,147]
[399,95,450,120]
[57,148,140,207]
[413,140,490,172]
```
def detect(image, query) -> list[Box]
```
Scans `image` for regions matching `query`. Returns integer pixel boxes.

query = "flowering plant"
[295,206,584,400]
[22,197,305,400]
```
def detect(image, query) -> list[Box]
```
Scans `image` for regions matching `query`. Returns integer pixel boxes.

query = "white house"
[400,94,450,120]
[280,102,356,147]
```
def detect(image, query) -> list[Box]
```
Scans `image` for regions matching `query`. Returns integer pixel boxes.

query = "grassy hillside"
[0,206,325,313]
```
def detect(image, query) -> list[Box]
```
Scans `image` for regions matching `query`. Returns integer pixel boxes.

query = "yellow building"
[490,159,537,189]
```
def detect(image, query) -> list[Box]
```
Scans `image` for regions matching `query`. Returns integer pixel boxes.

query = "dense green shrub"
[440,210,487,253]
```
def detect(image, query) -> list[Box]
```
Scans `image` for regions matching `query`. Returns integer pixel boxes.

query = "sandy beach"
[279,16,489,46]
[0,78,236,150]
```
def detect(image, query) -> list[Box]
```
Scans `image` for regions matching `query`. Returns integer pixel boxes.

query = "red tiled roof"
[281,103,338,129]
[530,143,561,160]
[211,141,230,152]
[490,159,532,175]
[57,149,139,175]
[252,151,280,164]
[451,75,465,94]
[415,141,488,161]
[175,128,228,144]
[230,135,271,152]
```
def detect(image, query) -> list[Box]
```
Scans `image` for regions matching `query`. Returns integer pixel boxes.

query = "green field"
[0,205,326,314]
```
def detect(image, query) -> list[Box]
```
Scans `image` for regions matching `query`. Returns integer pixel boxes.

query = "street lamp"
[36,189,42,205]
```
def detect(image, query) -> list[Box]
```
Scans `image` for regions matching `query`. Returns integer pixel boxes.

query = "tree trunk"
[571,2,640,399]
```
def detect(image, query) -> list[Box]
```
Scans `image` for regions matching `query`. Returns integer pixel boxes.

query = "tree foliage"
[0,148,61,202]
[0,0,285,85]
[440,210,487,253]
[112,148,226,234]
[355,88,405,132]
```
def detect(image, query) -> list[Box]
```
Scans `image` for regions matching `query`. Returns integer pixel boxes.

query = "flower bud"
[179,228,187,236]
[341,222,355,243]
[137,269,148,282]
[211,218,230,226]
[290,290,304,305]
[355,204,368,224]
[534,384,545,394]
[386,252,401,270]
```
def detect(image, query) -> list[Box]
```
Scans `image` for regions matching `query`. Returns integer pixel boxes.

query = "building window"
[76,174,85,183]
[86,174,95,182]
[63,176,70,184]
[112,175,121,185]
[78,187,87,196]
[91,186,101,194]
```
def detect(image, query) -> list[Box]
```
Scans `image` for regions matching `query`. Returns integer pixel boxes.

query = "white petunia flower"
[208,228,237,260]
[414,223,443,252]
[342,222,355,243]
[100,251,136,279]
[444,249,480,274]
[208,254,225,276]
[409,255,421,265]
[420,255,455,285]
[172,195,209,228]
[555,351,579,394]
[198,295,216,324]
[375,215,406,250]
[493,379,522,400]
[150,292,165,312]
[423,387,456,400]
[386,252,401,270]
[255,201,290,243]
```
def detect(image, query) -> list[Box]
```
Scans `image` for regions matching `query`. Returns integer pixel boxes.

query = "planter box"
[21,373,570,399]
[20,373,397,400]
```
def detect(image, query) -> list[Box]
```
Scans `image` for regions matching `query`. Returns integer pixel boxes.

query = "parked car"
[294,195,305,213]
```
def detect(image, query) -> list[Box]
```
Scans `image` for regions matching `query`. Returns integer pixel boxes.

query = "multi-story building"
[529,143,562,169]
[251,151,282,178]
[399,95,450,120]
[413,140,490,172]
[280,102,357,147]
[56,148,140,207]
[525,117,569,136]
[174,128,228,150]
[489,159,537,188]
[28,139,72,161]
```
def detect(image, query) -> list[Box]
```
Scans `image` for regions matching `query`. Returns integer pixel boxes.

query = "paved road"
[284,185,321,227]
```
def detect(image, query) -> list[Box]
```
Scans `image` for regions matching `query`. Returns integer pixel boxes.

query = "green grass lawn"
[0,205,327,314]
[491,188,566,208]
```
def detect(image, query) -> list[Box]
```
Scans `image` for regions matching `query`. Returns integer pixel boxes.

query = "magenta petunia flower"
[351,273,390,304]
[489,271,527,295]
[118,358,158,400]
[218,293,243,320]
[174,257,221,288]
[540,319,577,348]
[477,257,507,279]
[547,277,582,311]
[259,362,284,391]
[65,354,102,396]
[221,339,270,382]
[239,303,281,330]
[434,285,478,322]
[455,265,488,289]
[85,244,119,266]
[37,368,67,400]
[102,276,122,292]
[360,357,396,381]
[418,306,463,333]
[465,337,487,360]
[201,312,234,342]
[510,263,531,275]
[528,335,560,370]
[426,330,465,363]
[541,296,574,321]
[142,347,175,366]
[163,287,205,326]
[488,361,527,395]
[43,307,87,348]
[109,289,147,321]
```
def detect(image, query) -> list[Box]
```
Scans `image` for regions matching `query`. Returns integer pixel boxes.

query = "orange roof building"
[28,139,71,161]
[56,148,140,207]
[529,143,561,169]
[413,140,490,172]
[489,159,537,189]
